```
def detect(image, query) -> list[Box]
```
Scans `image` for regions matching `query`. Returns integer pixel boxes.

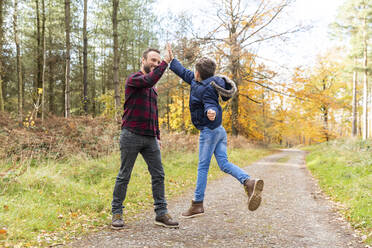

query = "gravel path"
[68,149,365,248]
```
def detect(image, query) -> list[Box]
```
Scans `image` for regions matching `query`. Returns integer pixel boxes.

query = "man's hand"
[207,109,216,121]
[164,43,173,64]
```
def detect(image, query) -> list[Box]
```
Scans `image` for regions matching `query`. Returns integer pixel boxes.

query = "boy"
[167,45,264,218]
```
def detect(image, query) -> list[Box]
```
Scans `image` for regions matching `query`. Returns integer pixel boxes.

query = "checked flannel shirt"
[121,60,168,140]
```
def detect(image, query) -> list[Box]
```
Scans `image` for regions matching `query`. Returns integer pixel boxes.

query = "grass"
[0,147,271,247]
[304,138,372,245]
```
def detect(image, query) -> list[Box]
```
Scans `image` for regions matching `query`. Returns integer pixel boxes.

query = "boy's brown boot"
[181,200,204,218]
[244,178,264,211]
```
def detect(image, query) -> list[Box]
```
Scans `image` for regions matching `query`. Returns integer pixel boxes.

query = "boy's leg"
[194,128,219,202]
[182,128,217,218]
[214,126,249,183]
[214,126,263,211]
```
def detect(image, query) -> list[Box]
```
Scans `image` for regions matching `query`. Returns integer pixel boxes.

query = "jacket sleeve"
[169,58,194,85]
[127,61,168,88]
[202,86,219,118]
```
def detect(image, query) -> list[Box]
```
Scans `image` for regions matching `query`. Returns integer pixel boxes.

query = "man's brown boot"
[181,200,204,218]
[244,178,264,211]
[111,213,124,229]
[154,214,179,228]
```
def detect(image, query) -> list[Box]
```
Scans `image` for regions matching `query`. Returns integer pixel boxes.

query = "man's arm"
[169,58,194,85]
[127,61,168,88]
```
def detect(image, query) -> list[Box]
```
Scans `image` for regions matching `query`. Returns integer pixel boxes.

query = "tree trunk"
[92,44,96,116]
[41,0,46,122]
[83,0,88,114]
[229,23,240,136]
[323,107,329,142]
[14,0,23,122]
[112,0,120,115]
[101,45,106,95]
[167,90,170,131]
[181,80,185,131]
[35,0,42,92]
[362,16,368,140]
[0,0,4,112]
[48,36,54,113]
[65,0,71,118]
[352,58,358,137]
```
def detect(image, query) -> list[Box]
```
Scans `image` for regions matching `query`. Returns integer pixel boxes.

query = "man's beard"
[143,64,151,73]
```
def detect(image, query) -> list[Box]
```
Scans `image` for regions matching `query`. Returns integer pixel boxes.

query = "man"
[111,48,179,229]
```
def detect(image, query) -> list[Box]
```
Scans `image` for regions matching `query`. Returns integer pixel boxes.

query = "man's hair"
[142,48,160,59]
[195,57,216,80]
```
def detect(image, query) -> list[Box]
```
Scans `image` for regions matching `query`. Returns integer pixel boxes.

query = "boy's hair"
[142,48,160,59]
[195,57,216,80]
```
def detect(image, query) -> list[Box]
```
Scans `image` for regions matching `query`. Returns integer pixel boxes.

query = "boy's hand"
[164,43,173,64]
[207,109,216,121]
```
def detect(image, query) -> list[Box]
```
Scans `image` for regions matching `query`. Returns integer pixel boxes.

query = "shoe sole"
[111,225,125,230]
[180,212,205,219]
[248,179,264,211]
[154,221,179,229]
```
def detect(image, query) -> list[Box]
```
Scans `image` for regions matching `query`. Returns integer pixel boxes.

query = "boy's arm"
[169,58,194,85]
[203,87,219,121]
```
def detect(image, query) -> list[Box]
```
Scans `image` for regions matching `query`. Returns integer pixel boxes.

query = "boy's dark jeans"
[111,128,168,217]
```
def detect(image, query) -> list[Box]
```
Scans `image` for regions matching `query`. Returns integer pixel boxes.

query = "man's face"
[142,51,161,74]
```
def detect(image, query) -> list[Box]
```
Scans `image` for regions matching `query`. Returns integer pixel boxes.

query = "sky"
[153,0,345,70]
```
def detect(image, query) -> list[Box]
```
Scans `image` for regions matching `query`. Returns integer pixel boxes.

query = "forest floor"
[68,149,367,248]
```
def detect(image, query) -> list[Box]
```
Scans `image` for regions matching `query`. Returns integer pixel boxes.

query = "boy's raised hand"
[207,109,216,121]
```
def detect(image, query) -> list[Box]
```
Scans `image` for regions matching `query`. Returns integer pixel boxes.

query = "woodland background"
[0,0,371,246]
[0,0,371,146]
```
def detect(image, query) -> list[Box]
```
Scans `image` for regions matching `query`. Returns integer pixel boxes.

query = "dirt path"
[68,149,365,248]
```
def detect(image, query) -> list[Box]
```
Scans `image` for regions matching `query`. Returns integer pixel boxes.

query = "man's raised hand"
[164,43,173,64]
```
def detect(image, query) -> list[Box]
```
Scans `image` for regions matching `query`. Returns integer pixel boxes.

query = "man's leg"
[111,129,141,216]
[141,137,167,217]
[141,136,178,228]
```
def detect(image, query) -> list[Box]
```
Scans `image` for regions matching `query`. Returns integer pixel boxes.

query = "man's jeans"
[111,128,168,217]
[194,125,250,202]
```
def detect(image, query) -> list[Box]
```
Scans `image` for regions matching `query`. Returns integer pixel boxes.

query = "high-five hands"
[207,109,216,121]
[164,43,173,64]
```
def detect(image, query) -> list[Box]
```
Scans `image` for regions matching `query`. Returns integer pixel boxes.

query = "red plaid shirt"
[121,61,168,140]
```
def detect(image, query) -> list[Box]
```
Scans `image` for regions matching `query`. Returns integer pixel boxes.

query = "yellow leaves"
[37,88,43,95]
[0,228,7,240]
[70,212,78,218]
